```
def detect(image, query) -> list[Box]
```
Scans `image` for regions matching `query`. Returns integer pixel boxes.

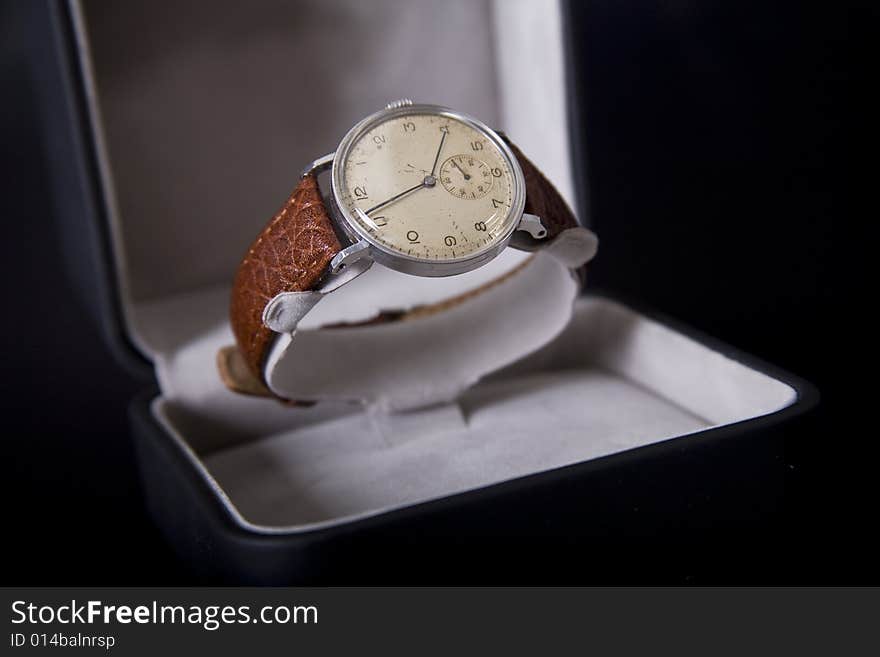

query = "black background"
[2,0,867,583]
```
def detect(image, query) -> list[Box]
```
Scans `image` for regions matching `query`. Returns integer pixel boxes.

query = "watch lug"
[509,213,550,252]
[300,152,335,179]
[330,240,372,274]
[516,213,548,239]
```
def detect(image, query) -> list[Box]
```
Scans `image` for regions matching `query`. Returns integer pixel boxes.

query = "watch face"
[331,105,525,276]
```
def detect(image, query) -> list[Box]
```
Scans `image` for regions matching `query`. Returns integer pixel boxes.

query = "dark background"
[2,0,865,583]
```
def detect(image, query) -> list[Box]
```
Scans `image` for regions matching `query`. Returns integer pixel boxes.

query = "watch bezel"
[330,103,526,277]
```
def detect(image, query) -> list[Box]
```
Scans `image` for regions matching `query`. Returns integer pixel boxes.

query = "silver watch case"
[320,103,528,278]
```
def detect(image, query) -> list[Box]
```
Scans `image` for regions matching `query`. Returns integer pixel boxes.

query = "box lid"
[33,0,150,376]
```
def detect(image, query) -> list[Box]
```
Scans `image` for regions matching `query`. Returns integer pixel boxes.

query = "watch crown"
[385,98,413,109]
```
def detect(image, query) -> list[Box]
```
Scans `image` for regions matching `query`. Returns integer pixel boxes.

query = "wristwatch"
[220,100,597,398]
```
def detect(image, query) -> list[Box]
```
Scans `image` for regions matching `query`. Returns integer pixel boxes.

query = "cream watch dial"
[337,112,518,263]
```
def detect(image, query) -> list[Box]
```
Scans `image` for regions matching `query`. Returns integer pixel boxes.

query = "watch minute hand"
[430,129,448,176]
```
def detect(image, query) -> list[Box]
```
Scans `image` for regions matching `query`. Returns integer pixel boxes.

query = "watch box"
[36,0,817,582]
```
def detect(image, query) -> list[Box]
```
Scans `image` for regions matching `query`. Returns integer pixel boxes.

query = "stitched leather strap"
[226,137,580,391]
[229,173,342,383]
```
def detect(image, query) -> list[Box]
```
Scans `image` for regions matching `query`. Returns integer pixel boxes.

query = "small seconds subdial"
[440,154,493,200]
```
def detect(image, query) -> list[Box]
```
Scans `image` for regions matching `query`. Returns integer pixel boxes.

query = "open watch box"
[39,0,817,582]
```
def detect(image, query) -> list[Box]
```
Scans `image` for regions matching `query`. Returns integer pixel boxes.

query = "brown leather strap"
[229,173,342,383]
[226,137,579,393]
[502,135,586,284]
[502,136,580,238]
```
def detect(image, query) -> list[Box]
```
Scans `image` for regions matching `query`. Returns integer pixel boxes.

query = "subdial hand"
[450,159,471,180]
